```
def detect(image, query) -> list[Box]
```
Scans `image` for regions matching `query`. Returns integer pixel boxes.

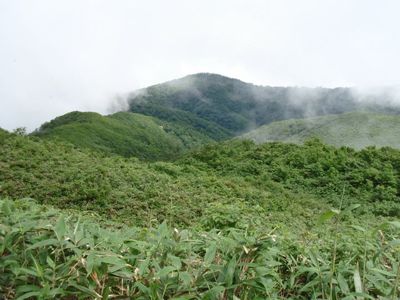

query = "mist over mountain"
[127,73,400,137]
[33,73,400,160]
[241,112,400,149]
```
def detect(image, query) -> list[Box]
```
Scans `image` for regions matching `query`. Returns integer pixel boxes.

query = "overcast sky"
[1,0,400,131]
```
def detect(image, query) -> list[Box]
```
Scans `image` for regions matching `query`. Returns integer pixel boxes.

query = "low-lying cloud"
[1,0,400,131]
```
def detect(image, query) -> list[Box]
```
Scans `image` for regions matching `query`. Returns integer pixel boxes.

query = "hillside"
[242,112,400,149]
[1,134,400,227]
[1,133,400,298]
[128,73,400,136]
[34,111,215,160]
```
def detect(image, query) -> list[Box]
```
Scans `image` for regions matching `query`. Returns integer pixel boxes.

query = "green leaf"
[46,256,56,269]
[16,285,41,294]
[134,282,150,295]
[202,286,225,300]
[85,253,95,274]
[157,266,176,278]
[16,291,41,300]
[318,209,339,224]
[224,256,237,287]
[31,255,43,278]
[27,238,59,250]
[344,204,361,213]
[337,272,350,294]
[350,225,366,232]
[353,264,363,295]
[388,221,400,229]
[68,282,101,298]
[179,271,192,287]
[54,216,66,240]
[204,242,217,265]
[168,254,182,269]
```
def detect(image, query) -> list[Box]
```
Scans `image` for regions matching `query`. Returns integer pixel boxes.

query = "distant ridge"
[241,112,400,149]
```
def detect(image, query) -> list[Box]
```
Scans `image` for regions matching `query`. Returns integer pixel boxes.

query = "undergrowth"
[1,199,399,299]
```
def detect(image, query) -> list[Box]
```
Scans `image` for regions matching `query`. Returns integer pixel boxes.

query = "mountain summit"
[127,73,400,137]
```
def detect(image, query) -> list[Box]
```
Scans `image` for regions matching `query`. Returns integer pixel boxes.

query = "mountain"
[32,74,400,160]
[241,112,400,149]
[127,73,400,137]
[34,111,214,160]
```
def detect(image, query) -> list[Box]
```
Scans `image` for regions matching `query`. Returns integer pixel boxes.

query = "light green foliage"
[0,134,333,229]
[1,199,399,299]
[242,112,400,149]
[34,111,214,160]
[182,138,400,217]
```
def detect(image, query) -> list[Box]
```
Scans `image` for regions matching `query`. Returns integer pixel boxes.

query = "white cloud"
[1,0,400,131]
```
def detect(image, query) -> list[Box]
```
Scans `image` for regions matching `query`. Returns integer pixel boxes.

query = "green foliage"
[1,133,400,235]
[1,128,400,298]
[34,111,214,161]
[0,127,8,142]
[12,127,27,136]
[2,134,321,229]
[128,103,232,141]
[180,139,400,217]
[242,112,400,149]
[1,198,399,299]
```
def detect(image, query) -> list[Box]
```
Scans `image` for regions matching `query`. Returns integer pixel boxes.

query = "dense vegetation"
[2,132,400,228]
[1,198,399,299]
[0,132,399,298]
[34,111,215,160]
[128,73,400,136]
[0,127,7,140]
[242,112,400,149]
[0,133,327,229]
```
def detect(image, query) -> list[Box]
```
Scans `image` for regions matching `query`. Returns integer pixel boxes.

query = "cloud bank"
[1,0,400,131]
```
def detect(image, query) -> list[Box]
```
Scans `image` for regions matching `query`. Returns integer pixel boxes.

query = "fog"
[1,0,400,131]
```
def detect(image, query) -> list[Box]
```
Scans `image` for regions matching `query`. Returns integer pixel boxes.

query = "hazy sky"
[1,0,400,131]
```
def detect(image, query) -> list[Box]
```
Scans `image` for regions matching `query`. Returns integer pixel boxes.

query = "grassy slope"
[34,111,214,160]
[242,112,400,149]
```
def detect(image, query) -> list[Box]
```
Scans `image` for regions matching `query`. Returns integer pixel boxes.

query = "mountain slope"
[34,111,214,160]
[128,73,400,137]
[1,134,399,228]
[241,112,400,149]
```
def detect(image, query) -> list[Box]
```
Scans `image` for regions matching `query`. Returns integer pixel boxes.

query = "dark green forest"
[128,74,400,136]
